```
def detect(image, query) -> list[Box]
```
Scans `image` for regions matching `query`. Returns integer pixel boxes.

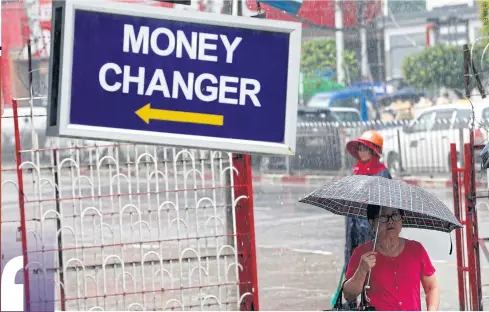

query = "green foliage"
[388,0,426,14]
[477,0,489,45]
[302,77,345,99]
[300,39,358,84]
[402,43,489,92]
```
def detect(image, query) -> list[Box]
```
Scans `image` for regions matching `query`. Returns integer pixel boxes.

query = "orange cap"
[358,130,383,150]
[346,130,384,159]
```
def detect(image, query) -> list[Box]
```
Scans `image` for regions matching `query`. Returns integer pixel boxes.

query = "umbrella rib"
[378,177,381,207]
[409,183,414,212]
[421,189,424,214]
[368,177,372,211]
[388,178,392,208]
[398,179,402,212]
[298,175,463,233]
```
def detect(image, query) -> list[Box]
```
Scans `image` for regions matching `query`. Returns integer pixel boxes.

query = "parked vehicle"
[349,81,387,99]
[380,103,485,176]
[306,88,379,121]
[329,107,362,122]
[253,107,343,172]
[290,107,343,172]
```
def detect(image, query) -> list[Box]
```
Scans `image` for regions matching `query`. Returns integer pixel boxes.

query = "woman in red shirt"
[343,205,440,311]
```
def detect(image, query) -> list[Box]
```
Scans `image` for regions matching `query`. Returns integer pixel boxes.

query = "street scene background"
[3,0,489,310]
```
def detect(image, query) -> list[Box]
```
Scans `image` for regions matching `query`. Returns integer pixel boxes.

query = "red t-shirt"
[345,239,436,311]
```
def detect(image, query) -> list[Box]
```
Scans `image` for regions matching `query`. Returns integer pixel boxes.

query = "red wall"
[250,0,381,29]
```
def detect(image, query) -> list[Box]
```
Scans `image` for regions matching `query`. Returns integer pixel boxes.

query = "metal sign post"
[46,0,301,155]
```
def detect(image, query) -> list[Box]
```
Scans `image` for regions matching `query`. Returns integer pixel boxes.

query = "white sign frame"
[46,0,301,155]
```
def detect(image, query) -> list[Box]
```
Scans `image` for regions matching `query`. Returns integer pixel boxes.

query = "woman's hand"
[358,251,377,274]
[344,251,377,300]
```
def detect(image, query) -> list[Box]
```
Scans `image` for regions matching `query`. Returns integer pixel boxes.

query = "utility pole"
[335,0,345,84]
[359,0,369,80]
[376,0,385,81]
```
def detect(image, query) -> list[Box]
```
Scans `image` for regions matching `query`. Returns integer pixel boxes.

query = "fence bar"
[12,99,32,312]
[451,143,466,311]
[464,140,481,311]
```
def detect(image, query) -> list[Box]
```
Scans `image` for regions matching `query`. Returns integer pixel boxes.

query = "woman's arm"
[421,274,440,311]
[418,241,439,311]
[343,267,369,301]
[343,251,376,300]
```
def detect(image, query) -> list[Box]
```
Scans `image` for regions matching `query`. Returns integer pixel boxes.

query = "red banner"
[1,0,380,106]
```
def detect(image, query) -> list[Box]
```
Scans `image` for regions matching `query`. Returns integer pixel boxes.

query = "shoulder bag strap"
[333,279,348,309]
[359,282,376,311]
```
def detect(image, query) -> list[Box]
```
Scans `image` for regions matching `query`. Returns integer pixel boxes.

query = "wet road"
[3,168,489,310]
[253,183,489,311]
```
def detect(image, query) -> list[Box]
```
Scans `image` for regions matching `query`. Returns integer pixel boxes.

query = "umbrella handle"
[365,272,372,302]
[365,206,382,301]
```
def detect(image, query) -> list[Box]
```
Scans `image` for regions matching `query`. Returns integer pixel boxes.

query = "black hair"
[367,204,380,221]
[357,142,381,157]
[366,204,404,221]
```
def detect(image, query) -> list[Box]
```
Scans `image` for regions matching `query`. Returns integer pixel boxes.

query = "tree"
[402,43,489,93]
[477,0,489,45]
[388,0,426,14]
[300,38,358,84]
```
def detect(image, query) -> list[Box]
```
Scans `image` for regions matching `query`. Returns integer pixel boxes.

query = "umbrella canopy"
[299,175,462,233]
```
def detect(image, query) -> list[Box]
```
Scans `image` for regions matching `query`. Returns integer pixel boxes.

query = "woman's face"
[357,143,373,162]
[369,207,403,239]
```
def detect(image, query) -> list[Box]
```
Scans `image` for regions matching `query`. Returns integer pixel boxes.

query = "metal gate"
[1,97,259,311]
[450,140,483,311]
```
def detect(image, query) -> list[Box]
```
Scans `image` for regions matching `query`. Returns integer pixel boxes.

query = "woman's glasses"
[377,213,402,223]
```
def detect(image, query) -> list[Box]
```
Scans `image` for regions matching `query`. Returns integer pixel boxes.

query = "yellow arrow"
[135,103,224,126]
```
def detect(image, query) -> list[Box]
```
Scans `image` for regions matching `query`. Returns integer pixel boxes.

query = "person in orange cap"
[346,130,391,178]
[342,130,392,309]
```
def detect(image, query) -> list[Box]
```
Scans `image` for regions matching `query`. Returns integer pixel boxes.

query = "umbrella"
[299,175,462,233]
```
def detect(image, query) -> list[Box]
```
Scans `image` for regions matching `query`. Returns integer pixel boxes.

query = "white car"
[380,101,489,176]
[329,107,362,122]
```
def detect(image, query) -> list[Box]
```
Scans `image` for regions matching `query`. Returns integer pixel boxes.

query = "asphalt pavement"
[253,183,489,311]
[3,167,489,311]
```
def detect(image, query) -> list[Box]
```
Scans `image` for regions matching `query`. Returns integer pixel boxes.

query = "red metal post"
[451,143,466,311]
[470,138,483,311]
[464,140,481,311]
[426,24,435,47]
[12,99,32,311]
[233,153,260,311]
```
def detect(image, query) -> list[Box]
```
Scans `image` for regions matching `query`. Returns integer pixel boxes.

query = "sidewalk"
[251,173,487,189]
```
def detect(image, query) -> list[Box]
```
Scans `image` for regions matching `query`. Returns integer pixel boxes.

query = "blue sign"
[259,0,303,15]
[47,0,302,155]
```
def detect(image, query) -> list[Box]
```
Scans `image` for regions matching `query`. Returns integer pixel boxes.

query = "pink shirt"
[345,239,436,311]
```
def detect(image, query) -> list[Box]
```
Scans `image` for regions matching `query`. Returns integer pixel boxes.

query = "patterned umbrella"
[299,175,462,233]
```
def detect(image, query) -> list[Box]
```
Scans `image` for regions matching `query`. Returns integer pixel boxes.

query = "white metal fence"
[253,118,488,177]
[1,98,257,311]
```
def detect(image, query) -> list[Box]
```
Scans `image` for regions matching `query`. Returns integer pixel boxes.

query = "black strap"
[333,278,375,311]
[332,280,347,309]
[449,233,453,255]
[360,285,375,311]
